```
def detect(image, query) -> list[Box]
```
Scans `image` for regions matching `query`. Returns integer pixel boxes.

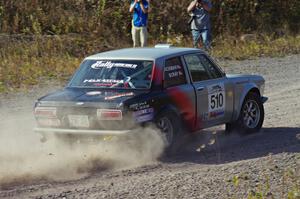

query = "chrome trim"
[197,86,205,91]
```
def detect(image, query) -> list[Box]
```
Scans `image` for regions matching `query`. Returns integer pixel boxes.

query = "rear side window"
[164,57,187,88]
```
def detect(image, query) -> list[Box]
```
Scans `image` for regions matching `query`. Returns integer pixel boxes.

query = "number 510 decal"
[208,83,226,118]
[210,92,224,109]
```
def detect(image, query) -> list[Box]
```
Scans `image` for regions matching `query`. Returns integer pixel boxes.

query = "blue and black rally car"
[34,45,267,151]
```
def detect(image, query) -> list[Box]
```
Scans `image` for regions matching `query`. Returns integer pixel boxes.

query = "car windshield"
[69,60,154,89]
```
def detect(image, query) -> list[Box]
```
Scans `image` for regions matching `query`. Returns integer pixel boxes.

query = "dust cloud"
[0,107,165,189]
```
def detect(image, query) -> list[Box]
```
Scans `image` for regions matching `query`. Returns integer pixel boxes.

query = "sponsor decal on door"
[208,83,225,119]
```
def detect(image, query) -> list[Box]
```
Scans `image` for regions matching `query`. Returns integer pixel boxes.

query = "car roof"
[85,47,204,60]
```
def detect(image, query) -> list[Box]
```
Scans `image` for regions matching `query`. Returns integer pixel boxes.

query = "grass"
[0,34,300,93]
[211,35,300,60]
[226,157,300,199]
[0,37,81,92]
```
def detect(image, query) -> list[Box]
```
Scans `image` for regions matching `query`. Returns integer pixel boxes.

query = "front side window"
[184,54,210,82]
[164,57,187,88]
[198,55,223,79]
[184,54,223,82]
[69,60,153,89]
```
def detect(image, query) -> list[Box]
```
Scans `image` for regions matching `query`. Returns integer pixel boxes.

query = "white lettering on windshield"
[91,61,138,69]
[83,79,124,83]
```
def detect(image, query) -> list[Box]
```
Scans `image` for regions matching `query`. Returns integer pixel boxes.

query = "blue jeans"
[192,29,211,51]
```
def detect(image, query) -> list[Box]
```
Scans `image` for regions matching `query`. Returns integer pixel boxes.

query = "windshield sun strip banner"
[91,61,138,69]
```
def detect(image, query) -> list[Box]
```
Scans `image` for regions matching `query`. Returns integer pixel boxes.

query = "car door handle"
[197,86,205,91]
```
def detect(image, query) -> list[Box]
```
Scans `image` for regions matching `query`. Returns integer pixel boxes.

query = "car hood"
[37,88,149,107]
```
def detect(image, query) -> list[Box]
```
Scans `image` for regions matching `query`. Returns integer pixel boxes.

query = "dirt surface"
[0,55,299,199]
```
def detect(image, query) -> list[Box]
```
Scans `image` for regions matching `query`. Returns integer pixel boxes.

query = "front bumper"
[34,127,131,136]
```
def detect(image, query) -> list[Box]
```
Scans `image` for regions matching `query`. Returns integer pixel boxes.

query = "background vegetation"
[0,0,299,37]
[0,0,299,91]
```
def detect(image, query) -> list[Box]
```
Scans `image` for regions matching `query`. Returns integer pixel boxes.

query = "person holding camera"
[187,0,212,51]
[129,0,150,47]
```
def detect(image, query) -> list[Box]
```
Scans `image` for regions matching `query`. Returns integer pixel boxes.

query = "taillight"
[34,107,61,127]
[34,107,57,118]
[97,109,122,120]
[36,118,61,127]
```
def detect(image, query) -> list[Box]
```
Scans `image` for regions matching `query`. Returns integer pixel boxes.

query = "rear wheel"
[155,111,183,155]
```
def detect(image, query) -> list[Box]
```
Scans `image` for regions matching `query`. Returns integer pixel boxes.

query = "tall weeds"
[0,0,299,92]
[0,0,299,36]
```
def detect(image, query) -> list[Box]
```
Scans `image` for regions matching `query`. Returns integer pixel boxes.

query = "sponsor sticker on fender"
[104,92,134,100]
[133,108,154,123]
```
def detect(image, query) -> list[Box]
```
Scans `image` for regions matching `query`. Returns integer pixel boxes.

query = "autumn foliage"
[0,0,299,92]
[0,0,299,38]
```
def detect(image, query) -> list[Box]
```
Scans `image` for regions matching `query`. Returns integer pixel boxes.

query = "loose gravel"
[0,55,299,199]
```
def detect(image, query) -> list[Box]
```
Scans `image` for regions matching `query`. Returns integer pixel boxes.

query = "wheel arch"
[155,103,190,131]
[233,84,261,121]
[154,104,181,121]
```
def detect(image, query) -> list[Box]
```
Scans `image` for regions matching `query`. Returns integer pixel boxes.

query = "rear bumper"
[261,96,268,103]
[34,127,131,136]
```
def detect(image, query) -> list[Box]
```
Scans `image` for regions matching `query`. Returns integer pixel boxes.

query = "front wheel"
[238,93,265,133]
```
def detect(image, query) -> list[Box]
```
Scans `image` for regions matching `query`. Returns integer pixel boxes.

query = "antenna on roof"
[154,44,173,48]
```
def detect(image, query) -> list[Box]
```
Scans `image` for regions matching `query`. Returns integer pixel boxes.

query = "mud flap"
[261,96,268,104]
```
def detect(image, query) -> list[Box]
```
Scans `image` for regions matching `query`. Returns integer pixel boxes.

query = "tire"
[225,122,235,133]
[155,111,183,155]
[237,93,265,134]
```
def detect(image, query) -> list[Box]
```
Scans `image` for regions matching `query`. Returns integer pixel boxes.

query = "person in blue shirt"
[129,0,150,47]
[187,0,212,51]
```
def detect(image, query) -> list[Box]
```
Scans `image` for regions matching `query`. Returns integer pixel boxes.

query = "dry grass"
[211,35,300,60]
[0,34,299,93]
[0,34,114,92]
[0,36,81,92]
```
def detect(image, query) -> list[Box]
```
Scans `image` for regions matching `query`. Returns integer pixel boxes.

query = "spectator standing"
[129,0,150,47]
[187,0,212,50]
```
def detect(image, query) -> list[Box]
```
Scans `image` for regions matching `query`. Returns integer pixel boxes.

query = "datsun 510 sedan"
[34,45,268,151]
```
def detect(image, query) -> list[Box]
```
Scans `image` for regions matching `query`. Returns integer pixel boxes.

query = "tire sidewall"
[155,111,182,154]
[238,93,264,134]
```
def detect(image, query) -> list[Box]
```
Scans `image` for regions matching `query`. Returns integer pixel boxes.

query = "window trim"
[183,53,225,83]
[199,54,225,79]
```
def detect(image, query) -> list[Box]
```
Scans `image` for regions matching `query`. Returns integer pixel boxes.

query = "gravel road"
[0,55,299,199]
